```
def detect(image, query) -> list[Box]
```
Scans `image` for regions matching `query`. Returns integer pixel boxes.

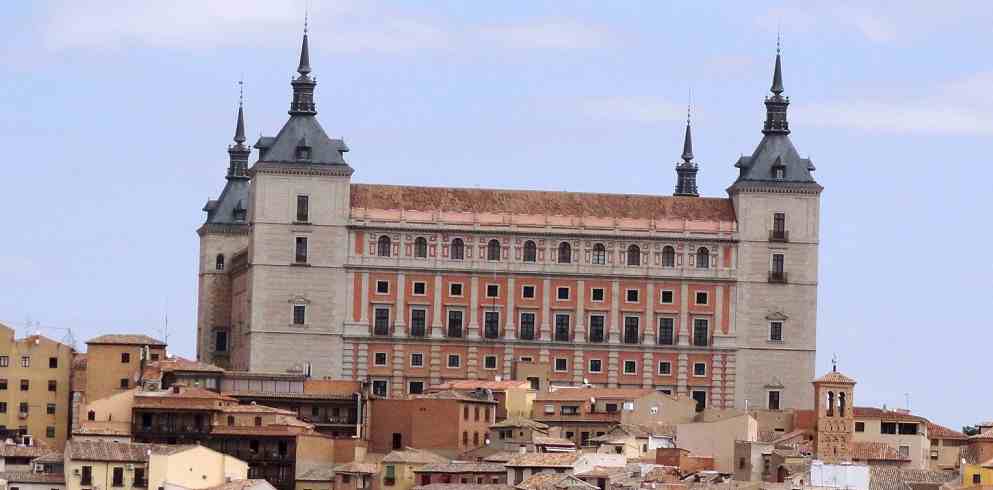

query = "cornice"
[250,161,354,177]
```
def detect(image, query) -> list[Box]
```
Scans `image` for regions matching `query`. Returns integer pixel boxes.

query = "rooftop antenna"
[831,353,838,372]
[904,392,911,412]
[159,297,170,352]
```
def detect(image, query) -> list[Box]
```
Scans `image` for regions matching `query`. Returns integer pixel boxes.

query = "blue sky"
[1,1,990,429]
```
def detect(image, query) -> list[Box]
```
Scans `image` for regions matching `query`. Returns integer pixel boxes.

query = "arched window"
[87,410,95,421]
[523,240,537,263]
[377,235,392,257]
[414,237,428,258]
[696,247,710,269]
[487,239,501,261]
[838,392,847,418]
[451,238,464,260]
[827,391,835,417]
[627,245,641,266]
[462,431,468,447]
[215,254,225,271]
[557,242,572,264]
[661,246,675,267]
[591,243,606,265]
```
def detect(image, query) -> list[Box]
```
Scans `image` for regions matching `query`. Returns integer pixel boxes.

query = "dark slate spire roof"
[203,87,252,227]
[674,107,699,197]
[233,103,246,144]
[227,85,250,179]
[251,23,351,168]
[730,44,819,191]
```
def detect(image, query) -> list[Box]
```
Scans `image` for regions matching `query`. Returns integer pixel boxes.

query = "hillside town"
[1,14,988,490]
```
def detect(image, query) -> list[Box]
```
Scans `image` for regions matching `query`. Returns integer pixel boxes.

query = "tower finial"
[682,92,693,163]
[771,34,784,95]
[674,90,699,197]
[832,353,838,372]
[297,13,312,76]
[234,79,246,144]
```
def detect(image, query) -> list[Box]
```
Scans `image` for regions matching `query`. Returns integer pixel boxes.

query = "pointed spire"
[297,13,312,76]
[681,102,694,162]
[771,33,784,95]
[289,14,318,115]
[233,80,246,144]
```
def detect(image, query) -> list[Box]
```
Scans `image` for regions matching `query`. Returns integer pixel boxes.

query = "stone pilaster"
[678,283,689,346]
[429,344,442,385]
[359,272,370,325]
[468,275,480,339]
[431,274,443,338]
[467,345,480,379]
[574,279,586,342]
[607,350,619,388]
[572,347,585,385]
[724,353,736,408]
[356,342,369,380]
[711,353,723,408]
[502,344,514,380]
[642,351,654,388]
[609,280,620,344]
[644,282,656,345]
[505,276,516,339]
[391,343,406,397]
[677,352,688,396]
[342,340,355,378]
[540,278,551,341]
[394,272,407,337]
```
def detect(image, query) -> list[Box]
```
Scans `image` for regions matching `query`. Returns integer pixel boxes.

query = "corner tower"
[728,43,822,410]
[240,25,354,376]
[196,87,252,368]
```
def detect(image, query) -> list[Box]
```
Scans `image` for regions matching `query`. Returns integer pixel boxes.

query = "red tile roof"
[350,184,736,222]
[813,371,856,384]
[854,407,926,422]
[86,334,166,346]
[536,387,654,402]
[927,422,967,440]
[505,452,579,467]
[851,441,910,462]
[433,380,532,391]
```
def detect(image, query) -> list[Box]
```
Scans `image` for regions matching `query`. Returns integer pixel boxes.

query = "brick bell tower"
[812,360,856,463]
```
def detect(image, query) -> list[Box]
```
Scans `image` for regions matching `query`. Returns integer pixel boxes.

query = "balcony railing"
[769,230,789,242]
[768,271,788,284]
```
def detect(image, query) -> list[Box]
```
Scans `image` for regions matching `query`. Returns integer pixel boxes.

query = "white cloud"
[577,96,686,123]
[798,100,993,135]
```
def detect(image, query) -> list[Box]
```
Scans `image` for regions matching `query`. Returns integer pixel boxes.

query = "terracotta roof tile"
[971,429,993,440]
[297,468,336,481]
[415,463,505,473]
[505,452,579,467]
[382,448,449,464]
[203,480,274,490]
[854,407,926,422]
[491,418,549,430]
[516,473,597,490]
[927,422,967,440]
[0,444,54,458]
[813,371,856,384]
[536,388,654,402]
[414,485,513,490]
[414,390,496,403]
[334,462,379,474]
[350,184,736,222]
[851,441,910,462]
[66,440,187,462]
[86,334,166,346]
[533,436,575,447]
[868,466,958,490]
[433,380,532,391]
[0,471,66,484]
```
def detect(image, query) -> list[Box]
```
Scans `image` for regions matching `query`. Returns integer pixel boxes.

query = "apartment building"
[197,28,823,412]
[0,323,74,448]
[367,390,497,453]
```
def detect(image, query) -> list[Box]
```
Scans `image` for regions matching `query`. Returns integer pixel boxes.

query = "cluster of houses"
[0,326,990,490]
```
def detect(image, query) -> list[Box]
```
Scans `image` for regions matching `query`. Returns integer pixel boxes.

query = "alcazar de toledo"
[197,28,821,413]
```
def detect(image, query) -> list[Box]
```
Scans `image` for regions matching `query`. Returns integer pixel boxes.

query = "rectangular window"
[48,380,57,392]
[81,466,93,486]
[626,289,639,302]
[19,402,28,414]
[855,421,865,432]
[588,359,602,373]
[484,311,500,339]
[449,283,463,296]
[881,422,897,434]
[660,290,674,304]
[0,402,6,413]
[49,357,58,369]
[376,280,389,294]
[554,358,568,372]
[0,379,7,390]
[590,288,605,302]
[772,212,786,240]
[0,356,7,367]
[296,195,309,222]
[557,287,570,300]
[623,316,640,344]
[623,360,637,374]
[20,379,29,391]
[486,284,499,297]
[20,356,30,368]
[447,355,461,368]
[768,391,781,410]
[384,464,396,486]
[134,468,146,487]
[658,361,672,376]
[692,390,707,412]
[413,281,426,295]
[410,353,424,368]
[119,378,128,389]
[658,318,675,345]
[772,253,785,274]
[484,356,497,370]
[46,426,55,438]
[898,423,919,435]
[121,352,130,363]
[588,315,605,343]
[898,446,910,459]
[372,380,388,398]
[561,406,579,415]
[695,291,708,305]
[519,312,535,340]
[295,237,308,264]
[693,319,709,347]
[374,308,390,336]
[293,304,306,325]
[373,352,388,366]
[554,314,570,342]
[770,321,783,342]
[693,362,707,377]
[215,330,228,352]
[410,309,426,337]
[522,285,536,299]
[408,381,424,394]
[447,310,464,338]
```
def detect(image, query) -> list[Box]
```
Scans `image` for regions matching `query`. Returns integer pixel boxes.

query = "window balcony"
[768,271,788,284]
[769,230,789,242]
